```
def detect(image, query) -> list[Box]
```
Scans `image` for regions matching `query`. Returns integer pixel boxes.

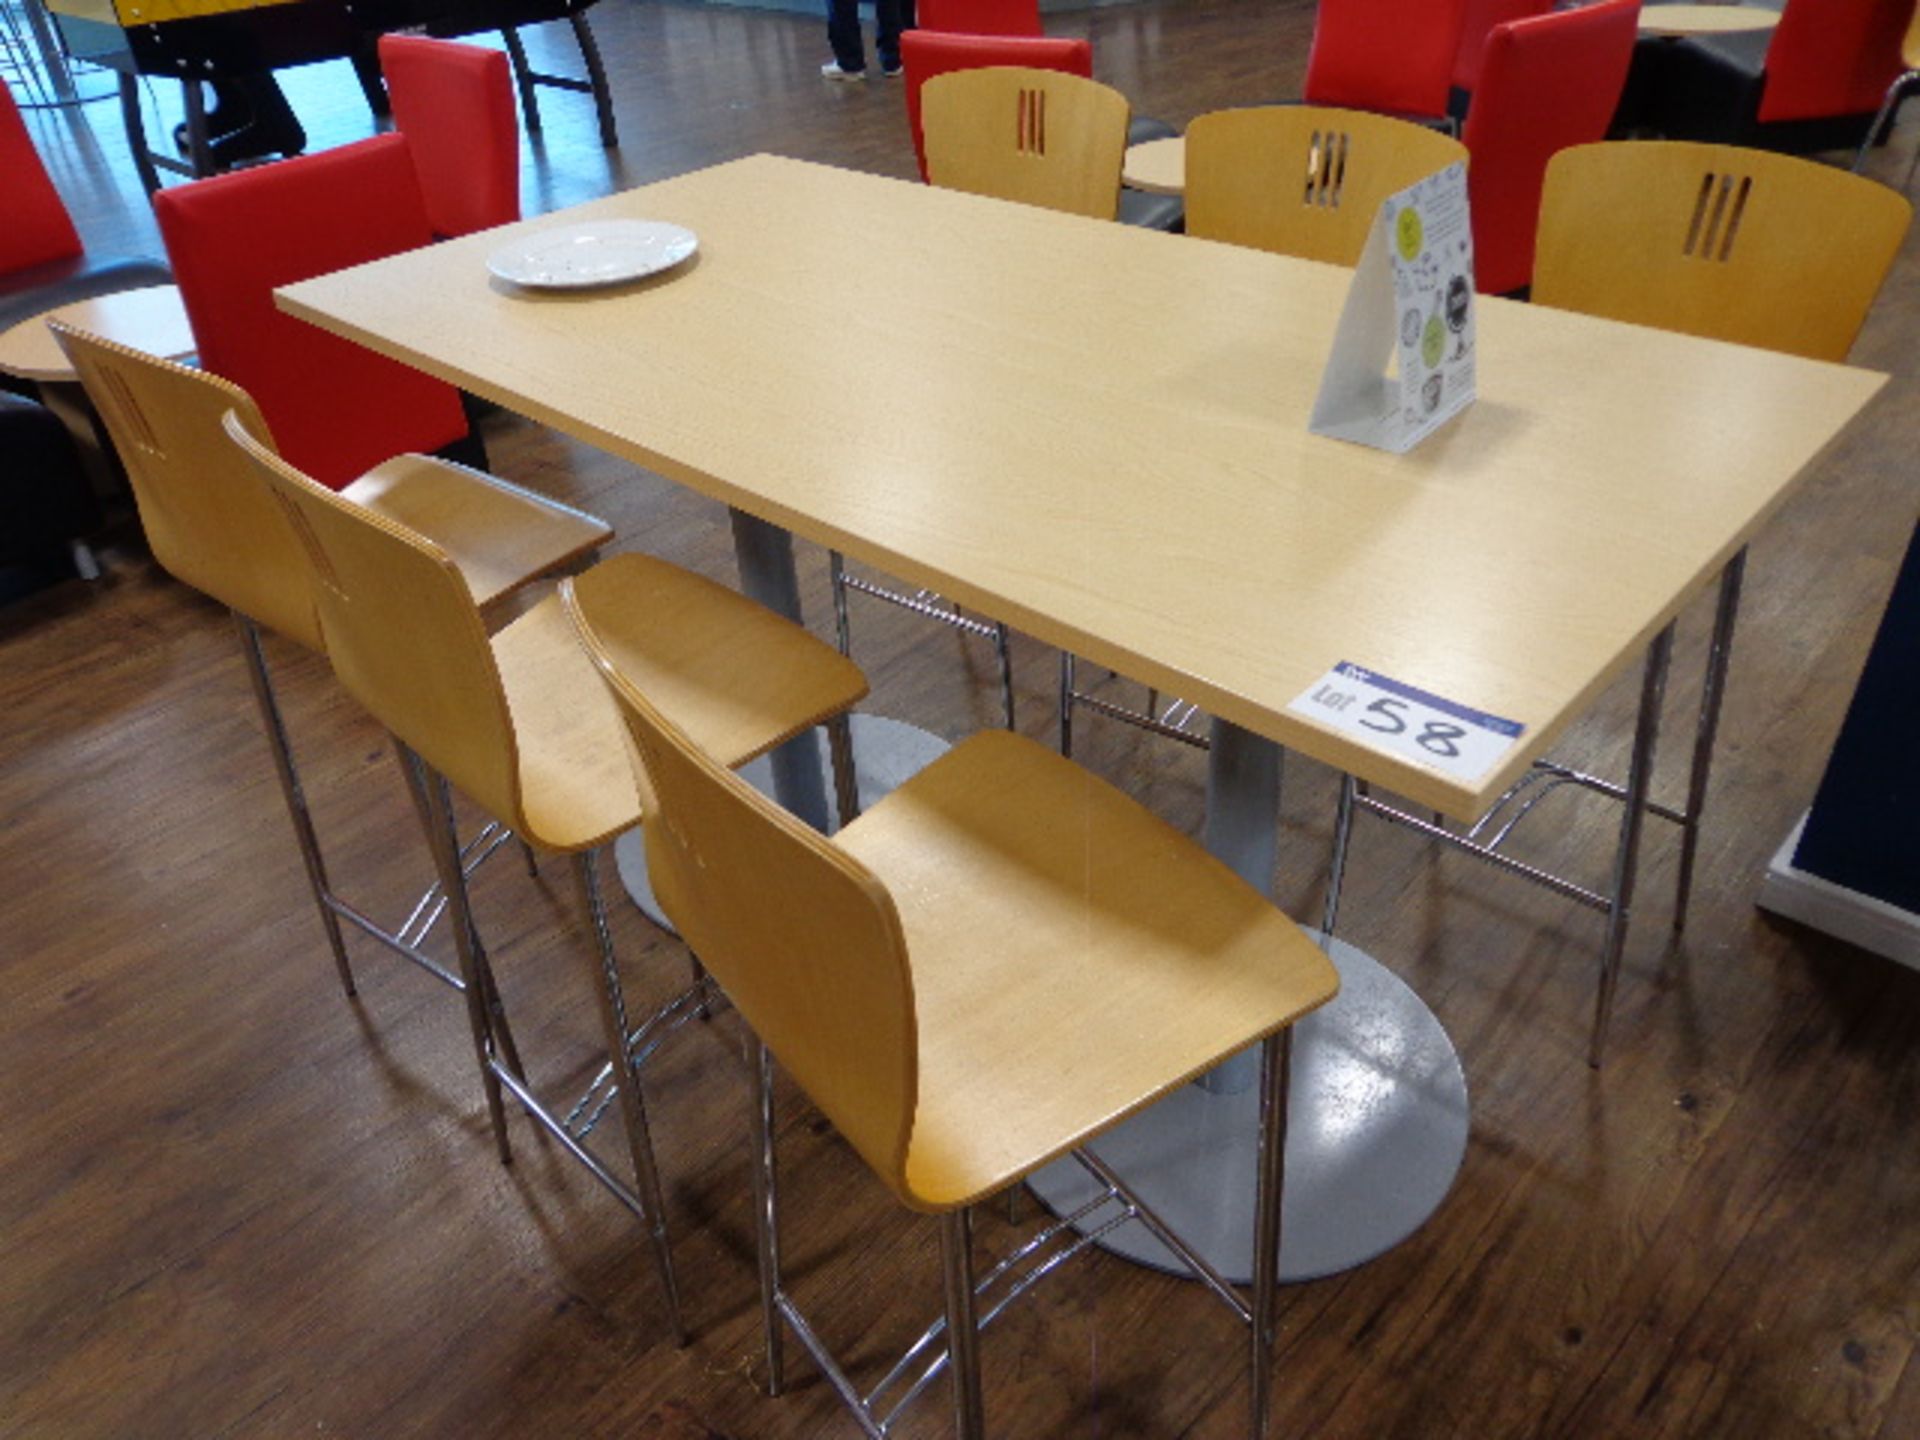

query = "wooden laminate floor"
[6,2,1920,1435]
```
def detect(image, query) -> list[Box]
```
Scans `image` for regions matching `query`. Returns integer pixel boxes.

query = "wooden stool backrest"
[222,410,523,830]
[1184,105,1468,265]
[923,66,1130,220]
[1534,141,1912,361]
[52,322,323,653]
[565,581,918,1199]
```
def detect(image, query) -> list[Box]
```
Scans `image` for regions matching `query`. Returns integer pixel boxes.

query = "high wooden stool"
[53,323,610,1007]
[229,412,868,1340]
[568,580,1338,1437]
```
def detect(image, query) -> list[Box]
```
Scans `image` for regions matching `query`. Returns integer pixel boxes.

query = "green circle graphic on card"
[1396,206,1424,261]
[1422,313,1445,369]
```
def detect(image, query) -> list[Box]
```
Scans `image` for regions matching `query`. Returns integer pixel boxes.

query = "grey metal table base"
[615,712,951,925]
[1026,929,1468,1284]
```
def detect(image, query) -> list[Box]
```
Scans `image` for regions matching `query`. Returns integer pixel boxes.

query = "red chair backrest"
[379,34,521,238]
[1,79,83,274]
[901,31,1093,181]
[916,0,1044,37]
[154,135,471,492]
[1759,0,1911,123]
[1463,0,1640,294]
[1304,0,1472,121]
[1451,0,1552,96]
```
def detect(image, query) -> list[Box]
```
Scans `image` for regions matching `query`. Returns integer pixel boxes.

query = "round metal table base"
[614,713,952,926]
[1026,933,1468,1284]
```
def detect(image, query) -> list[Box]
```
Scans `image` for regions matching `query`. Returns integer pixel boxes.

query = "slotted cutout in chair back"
[1303,129,1351,209]
[51,322,326,653]
[923,66,1129,220]
[565,583,921,1199]
[1016,85,1047,157]
[222,411,525,833]
[1682,170,1753,263]
[1534,141,1912,362]
[1185,105,1467,265]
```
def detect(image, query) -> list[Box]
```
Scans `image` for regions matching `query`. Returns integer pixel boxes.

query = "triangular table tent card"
[1310,160,1476,454]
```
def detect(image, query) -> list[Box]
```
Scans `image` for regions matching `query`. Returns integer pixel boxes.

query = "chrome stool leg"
[1059,650,1076,758]
[746,1034,786,1396]
[994,622,1016,730]
[827,713,862,827]
[1590,624,1674,1069]
[417,758,513,1165]
[393,740,527,1083]
[1249,1030,1292,1438]
[940,1207,987,1440]
[1322,773,1360,937]
[1673,548,1746,932]
[233,613,354,997]
[576,849,686,1343]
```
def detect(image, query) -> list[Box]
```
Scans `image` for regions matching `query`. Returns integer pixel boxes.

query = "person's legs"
[825,0,866,73]
[875,0,915,73]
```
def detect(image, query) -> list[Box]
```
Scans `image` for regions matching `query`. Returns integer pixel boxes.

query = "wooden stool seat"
[834,728,1337,1211]
[496,555,868,852]
[343,454,607,611]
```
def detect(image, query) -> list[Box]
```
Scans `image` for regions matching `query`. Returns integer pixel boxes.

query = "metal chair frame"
[830,549,1015,731]
[1323,612,1702,1068]
[498,11,618,149]
[408,748,695,1338]
[1058,650,1206,757]
[745,1028,1294,1439]
[235,610,537,1004]
[403,723,856,1345]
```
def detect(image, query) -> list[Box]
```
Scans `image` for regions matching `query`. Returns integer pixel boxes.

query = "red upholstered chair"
[901,31,1093,182]
[1761,0,1911,127]
[916,0,1042,36]
[1633,0,1910,153]
[154,134,477,491]
[0,79,171,338]
[379,34,521,239]
[1462,0,1640,295]
[1449,0,1551,115]
[1304,0,1472,123]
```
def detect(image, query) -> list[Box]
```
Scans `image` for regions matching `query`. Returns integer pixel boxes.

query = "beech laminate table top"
[278,154,1884,817]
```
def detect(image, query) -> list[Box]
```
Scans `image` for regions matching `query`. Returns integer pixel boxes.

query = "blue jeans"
[826,0,914,73]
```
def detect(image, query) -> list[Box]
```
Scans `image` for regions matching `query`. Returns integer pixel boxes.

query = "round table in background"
[0,283,195,384]
[1638,4,1781,39]
[1122,135,1186,196]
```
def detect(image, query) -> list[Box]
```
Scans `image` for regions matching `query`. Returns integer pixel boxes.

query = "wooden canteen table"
[278,155,1882,1283]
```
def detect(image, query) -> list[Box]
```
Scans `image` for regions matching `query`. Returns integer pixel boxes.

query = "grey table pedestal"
[1028,719,1470,1283]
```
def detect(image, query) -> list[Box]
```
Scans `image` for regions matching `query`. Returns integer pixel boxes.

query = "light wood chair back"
[1534,140,1912,362]
[922,66,1130,220]
[565,581,918,1198]
[50,322,324,652]
[222,409,524,833]
[1184,106,1468,264]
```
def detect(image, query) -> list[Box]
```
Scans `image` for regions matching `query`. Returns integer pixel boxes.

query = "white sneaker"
[820,60,867,81]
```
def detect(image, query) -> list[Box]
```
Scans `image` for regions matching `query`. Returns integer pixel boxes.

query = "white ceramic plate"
[487,219,698,289]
